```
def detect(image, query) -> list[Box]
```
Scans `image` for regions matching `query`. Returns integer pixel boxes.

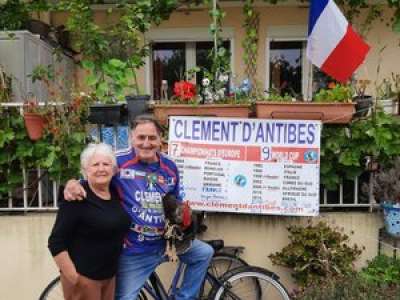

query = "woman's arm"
[48,190,82,284]
[53,251,79,285]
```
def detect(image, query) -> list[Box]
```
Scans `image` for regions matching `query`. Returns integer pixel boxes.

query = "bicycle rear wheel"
[39,276,63,300]
[210,266,290,300]
[200,253,248,300]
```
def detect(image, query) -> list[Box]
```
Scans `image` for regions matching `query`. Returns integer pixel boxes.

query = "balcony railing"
[0,103,377,212]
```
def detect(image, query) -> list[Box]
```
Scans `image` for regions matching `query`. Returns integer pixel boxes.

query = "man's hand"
[64,179,86,201]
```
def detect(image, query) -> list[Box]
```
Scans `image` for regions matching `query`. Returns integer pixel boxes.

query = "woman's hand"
[64,179,86,201]
[64,270,80,285]
[54,251,80,285]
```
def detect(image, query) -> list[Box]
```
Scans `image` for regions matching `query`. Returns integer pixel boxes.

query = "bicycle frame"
[143,260,230,300]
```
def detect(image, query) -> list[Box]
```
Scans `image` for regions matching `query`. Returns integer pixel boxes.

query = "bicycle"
[39,240,290,300]
[39,239,247,300]
[138,255,290,300]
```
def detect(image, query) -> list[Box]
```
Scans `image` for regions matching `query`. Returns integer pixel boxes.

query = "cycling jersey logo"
[120,169,135,179]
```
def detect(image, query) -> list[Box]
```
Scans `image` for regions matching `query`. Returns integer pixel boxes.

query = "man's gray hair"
[130,114,163,135]
[80,143,117,179]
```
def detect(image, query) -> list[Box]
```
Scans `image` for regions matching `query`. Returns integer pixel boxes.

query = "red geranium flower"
[173,80,196,101]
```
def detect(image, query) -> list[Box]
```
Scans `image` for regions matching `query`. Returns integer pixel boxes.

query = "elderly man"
[64,115,214,300]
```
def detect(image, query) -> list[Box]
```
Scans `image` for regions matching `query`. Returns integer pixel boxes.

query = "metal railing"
[1,169,59,212]
[0,103,377,212]
[0,173,375,212]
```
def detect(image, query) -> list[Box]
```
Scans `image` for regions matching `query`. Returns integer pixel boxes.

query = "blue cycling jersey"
[113,148,183,255]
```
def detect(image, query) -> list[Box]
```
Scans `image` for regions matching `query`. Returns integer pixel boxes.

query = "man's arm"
[63,179,87,201]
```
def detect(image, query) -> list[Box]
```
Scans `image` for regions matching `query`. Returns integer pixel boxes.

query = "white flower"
[202,78,210,87]
[218,74,229,83]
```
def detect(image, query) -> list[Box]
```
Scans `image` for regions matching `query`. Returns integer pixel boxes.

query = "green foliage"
[0,0,29,31]
[369,157,400,203]
[0,107,26,198]
[360,255,400,285]
[293,272,400,300]
[269,221,362,287]
[0,92,91,201]
[242,0,260,98]
[314,84,353,103]
[320,112,400,190]
[83,59,135,103]
[56,0,178,98]
[263,89,292,102]
[204,0,231,94]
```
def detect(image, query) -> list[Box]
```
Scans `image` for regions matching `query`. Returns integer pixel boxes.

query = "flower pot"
[353,95,373,118]
[88,103,124,126]
[254,102,355,124]
[381,202,400,238]
[24,112,46,141]
[153,104,251,125]
[377,98,399,115]
[126,95,150,123]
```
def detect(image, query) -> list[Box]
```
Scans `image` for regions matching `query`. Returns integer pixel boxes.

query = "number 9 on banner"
[260,146,270,161]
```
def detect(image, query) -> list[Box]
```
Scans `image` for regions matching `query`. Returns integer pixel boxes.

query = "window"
[151,41,230,100]
[152,43,185,100]
[267,30,335,100]
[269,41,304,97]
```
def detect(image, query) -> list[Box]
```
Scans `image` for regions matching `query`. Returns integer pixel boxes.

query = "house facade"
[4,1,398,293]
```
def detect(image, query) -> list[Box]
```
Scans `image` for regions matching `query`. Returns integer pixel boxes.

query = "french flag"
[307,0,370,83]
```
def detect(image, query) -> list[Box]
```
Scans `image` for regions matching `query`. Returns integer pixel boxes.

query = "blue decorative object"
[382,202,400,238]
[238,78,252,94]
[117,126,130,150]
[88,125,130,151]
[102,127,115,146]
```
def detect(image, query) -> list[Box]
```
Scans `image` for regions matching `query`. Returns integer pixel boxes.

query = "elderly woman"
[48,143,130,300]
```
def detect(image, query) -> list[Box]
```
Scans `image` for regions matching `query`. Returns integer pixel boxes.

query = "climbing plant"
[242,0,260,97]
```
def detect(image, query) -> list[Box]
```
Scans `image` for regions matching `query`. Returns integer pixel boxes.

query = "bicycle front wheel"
[39,276,63,300]
[200,253,248,300]
[210,266,290,300]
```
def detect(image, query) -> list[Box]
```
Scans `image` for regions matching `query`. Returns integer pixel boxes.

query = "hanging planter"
[126,95,150,123]
[23,112,46,141]
[88,103,124,126]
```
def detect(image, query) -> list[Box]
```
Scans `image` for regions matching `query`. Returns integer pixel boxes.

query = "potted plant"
[153,75,252,125]
[353,79,373,118]
[153,3,251,125]
[255,83,355,124]
[375,76,399,115]
[370,157,400,238]
[59,0,178,124]
[83,59,132,125]
[22,96,47,141]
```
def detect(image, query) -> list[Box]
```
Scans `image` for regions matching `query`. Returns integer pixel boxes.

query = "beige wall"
[51,5,399,95]
[0,211,384,299]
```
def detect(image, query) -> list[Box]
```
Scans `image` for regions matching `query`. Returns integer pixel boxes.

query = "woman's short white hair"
[80,143,117,179]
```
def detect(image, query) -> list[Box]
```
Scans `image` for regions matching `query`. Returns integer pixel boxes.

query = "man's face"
[131,122,161,163]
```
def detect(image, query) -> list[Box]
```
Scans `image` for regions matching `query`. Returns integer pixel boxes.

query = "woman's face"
[85,153,114,187]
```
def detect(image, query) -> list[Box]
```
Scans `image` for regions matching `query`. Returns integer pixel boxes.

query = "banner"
[168,117,321,216]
